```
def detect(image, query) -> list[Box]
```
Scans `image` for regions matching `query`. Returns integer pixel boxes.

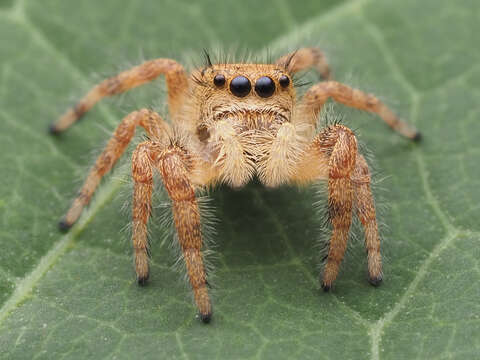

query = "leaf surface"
[0,0,479,359]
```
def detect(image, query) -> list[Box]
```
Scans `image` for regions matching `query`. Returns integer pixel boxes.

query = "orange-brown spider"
[50,47,420,323]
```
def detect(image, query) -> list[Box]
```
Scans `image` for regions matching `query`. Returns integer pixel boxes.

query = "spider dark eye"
[255,76,275,98]
[230,76,251,97]
[213,74,226,87]
[279,75,290,88]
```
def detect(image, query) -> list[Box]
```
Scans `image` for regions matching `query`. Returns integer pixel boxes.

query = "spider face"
[192,64,295,131]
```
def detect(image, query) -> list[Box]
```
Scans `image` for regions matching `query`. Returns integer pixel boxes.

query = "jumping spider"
[50,48,420,323]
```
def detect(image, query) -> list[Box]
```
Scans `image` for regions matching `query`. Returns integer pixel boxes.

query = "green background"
[0,0,479,359]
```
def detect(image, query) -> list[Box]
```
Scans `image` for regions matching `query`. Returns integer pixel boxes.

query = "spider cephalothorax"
[50,47,420,323]
[186,62,300,188]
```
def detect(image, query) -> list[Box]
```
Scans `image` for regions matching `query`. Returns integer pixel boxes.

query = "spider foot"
[137,274,149,286]
[58,219,73,232]
[321,282,331,292]
[48,124,62,135]
[200,311,212,324]
[368,275,383,287]
[412,131,423,142]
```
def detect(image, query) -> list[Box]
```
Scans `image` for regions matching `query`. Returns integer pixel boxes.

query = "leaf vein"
[369,230,462,360]
[0,175,125,327]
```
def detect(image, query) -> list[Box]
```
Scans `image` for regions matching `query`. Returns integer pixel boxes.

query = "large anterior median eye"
[255,76,275,98]
[230,76,251,97]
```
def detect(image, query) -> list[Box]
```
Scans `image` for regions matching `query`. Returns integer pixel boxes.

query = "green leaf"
[1,0,479,359]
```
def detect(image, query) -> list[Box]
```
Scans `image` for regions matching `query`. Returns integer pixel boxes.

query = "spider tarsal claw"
[48,124,62,135]
[412,132,423,142]
[321,283,331,292]
[200,311,212,324]
[58,219,73,232]
[368,275,383,287]
[137,275,149,287]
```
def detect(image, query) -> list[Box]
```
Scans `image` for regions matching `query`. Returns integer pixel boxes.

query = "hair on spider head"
[282,49,299,73]
[196,46,274,69]
[203,48,213,68]
[191,72,209,87]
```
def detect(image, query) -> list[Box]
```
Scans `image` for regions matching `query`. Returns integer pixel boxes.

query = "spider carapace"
[50,48,420,323]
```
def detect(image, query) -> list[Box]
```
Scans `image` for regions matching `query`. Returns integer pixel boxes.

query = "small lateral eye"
[213,74,226,87]
[230,76,251,97]
[279,75,290,88]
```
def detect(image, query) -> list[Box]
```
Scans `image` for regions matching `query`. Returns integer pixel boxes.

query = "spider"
[50,47,420,323]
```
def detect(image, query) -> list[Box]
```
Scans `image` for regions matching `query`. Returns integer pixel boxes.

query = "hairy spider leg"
[131,141,159,285]
[352,154,382,285]
[299,81,421,141]
[59,109,170,230]
[291,124,381,289]
[49,58,188,133]
[158,146,212,323]
[319,125,356,290]
[131,140,211,321]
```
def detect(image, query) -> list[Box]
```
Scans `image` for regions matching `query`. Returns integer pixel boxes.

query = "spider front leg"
[320,125,357,290]
[300,81,421,141]
[131,141,159,284]
[158,146,212,323]
[132,142,211,321]
[352,155,382,285]
[50,58,188,133]
[293,124,382,289]
[59,109,170,230]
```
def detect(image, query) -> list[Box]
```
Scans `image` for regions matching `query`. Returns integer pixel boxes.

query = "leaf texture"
[0,0,479,359]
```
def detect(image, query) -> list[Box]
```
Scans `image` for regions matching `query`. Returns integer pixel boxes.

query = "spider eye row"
[213,74,290,98]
